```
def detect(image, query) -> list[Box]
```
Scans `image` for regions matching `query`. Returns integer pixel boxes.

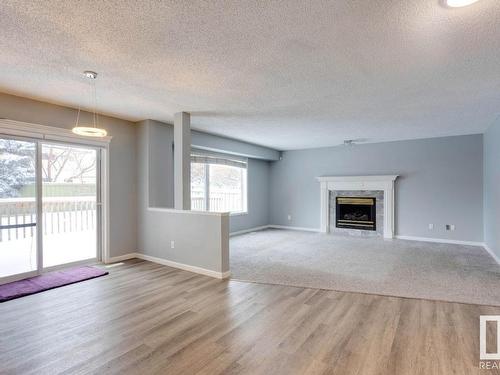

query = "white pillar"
[383,181,394,239]
[174,112,191,210]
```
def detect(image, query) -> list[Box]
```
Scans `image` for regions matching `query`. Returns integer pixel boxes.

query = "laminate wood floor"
[0,259,499,375]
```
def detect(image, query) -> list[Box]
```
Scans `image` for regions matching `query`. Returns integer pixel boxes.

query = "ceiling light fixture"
[342,138,370,147]
[446,0,480,7]
[72,71,108,137]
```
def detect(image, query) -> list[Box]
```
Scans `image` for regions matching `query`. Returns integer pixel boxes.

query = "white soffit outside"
[0,1,499,150]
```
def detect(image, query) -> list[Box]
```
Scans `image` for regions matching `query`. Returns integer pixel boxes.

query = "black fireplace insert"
[335,197,376,231]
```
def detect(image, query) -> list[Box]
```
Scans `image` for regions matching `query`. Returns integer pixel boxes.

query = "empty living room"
[1,0,500,374]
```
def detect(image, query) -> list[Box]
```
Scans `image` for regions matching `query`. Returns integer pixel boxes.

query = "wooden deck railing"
[0,197,96,242]
[191,191,243,213]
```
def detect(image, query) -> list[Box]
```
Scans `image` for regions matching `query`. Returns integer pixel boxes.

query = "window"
[191,151,247,214]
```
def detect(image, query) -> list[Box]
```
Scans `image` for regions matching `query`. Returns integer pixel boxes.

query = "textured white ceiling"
[1,0,499,150]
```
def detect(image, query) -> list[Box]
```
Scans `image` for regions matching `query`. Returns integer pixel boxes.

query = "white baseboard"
[230,225,270,237]
[395,235,484,247]
[104,252,231,279]
[268,225,320,233]
[105,253,137,264]
[483,243,500,265]
[135,253,231,279]
[230,224,321,236]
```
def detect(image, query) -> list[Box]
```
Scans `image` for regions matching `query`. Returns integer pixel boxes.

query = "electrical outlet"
[428,223,434,230]
[287,214,292,221]
[445,224,451,231]
[450,224,455,231]
[170,240,175,249]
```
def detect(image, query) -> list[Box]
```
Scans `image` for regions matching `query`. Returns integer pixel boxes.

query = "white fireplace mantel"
[316,175,399,238]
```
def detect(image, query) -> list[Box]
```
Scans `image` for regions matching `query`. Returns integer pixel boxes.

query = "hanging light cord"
[75,97,82,128]
[72,71,106,137]
[74,73,99,129]
[92,77,99,129]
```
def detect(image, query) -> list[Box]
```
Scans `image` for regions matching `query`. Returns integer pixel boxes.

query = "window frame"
[190,152,248,215]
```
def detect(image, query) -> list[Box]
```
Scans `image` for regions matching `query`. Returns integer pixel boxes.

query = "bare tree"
[41,146,96,183]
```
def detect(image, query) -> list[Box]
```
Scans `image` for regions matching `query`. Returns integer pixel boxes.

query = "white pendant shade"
[446,0,480,7]
[72,126,108,137]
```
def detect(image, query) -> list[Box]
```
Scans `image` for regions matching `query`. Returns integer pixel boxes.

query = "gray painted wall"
[230,159,270,233]
[1,92,488,257]
[145,119,273,232]
[484,120,500,259]
[148,120,174,208]
[0,92,137,258]
[136,121,229,273]
[269,135,484,242]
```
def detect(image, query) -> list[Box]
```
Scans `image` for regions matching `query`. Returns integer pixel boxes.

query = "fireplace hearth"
[335,197,376,231]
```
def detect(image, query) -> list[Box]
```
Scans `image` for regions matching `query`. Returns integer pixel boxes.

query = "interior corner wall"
[148,120,174,208]
[269,134,484,242]
[0,92,138,258]
[230,158,270,233]
[484,120,500,259]
[143,119,273,233]
[136,120,229,273]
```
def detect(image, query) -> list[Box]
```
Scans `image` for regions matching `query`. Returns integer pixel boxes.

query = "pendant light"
[446,0,480,7]
[72,71,108,137]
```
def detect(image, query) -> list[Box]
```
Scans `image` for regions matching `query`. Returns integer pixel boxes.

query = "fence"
[0,197,96,242]
[1,191,240,242]
[191,191,243,212]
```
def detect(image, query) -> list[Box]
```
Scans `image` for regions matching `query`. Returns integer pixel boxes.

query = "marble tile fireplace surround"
[317,175,398,239]
[331,191,383,237]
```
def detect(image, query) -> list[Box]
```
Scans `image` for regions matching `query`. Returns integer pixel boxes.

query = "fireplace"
[317,175,398,238]
[335,197,376,231]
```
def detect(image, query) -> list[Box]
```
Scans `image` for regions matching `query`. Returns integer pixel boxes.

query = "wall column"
[319,181,329,233]
[174,112,191,210]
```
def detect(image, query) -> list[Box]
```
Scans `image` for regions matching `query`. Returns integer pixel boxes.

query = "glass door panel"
[0,138,37,278]
[41,143,98,268]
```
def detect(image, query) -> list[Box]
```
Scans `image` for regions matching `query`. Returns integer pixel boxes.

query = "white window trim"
[0,119,112,146]
[234,164,248,216]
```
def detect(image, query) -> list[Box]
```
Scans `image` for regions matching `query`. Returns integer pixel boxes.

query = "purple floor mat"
[0,266,108,302]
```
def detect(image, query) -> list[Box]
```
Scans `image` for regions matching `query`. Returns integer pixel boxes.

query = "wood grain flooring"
[0,259,499,375]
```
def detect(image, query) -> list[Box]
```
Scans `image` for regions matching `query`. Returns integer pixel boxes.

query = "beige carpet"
[230,229,500,306]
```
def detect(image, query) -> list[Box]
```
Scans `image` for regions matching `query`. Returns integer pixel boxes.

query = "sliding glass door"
[0,137,38,279]
[42,143,99,268]
[0,136,102,283]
